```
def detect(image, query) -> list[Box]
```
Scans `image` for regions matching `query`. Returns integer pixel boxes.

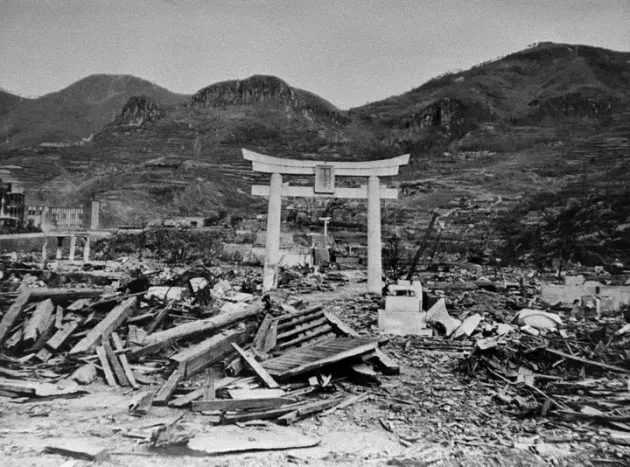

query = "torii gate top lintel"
[242,148,409,177]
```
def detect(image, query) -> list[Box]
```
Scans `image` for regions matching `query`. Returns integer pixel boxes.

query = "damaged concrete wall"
[541,282,630,311]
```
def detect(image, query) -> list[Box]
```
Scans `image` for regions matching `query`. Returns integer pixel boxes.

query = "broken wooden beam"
[232,343,279,389]
[264,320,278,352]
[69,297,137,354]
[321,392,370,416]
[324,312,360,337]
[23,299,55,346]
[277,396,343,425]
[130,302,262,359]
[252,314,273,351]
[170,327,250,378]
[129,389,156,416]
[111,332,138,389]
[221,401,309,424]
[24,313,56,353]
[95,346,118,386]
[28,288,103,304]
[153,369,183,406]
[102,341,129,386]
[369,348,400,375]
[0,290,31,346]
[35,321,79,362]
[168,377,238,408]
[54,306,64,330]
[192,397,289,412]
[145,302,173,334]
[544,348,630,374]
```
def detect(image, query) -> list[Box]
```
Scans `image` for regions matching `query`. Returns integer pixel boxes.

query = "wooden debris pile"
[0,282,399,426]
[458,304,630,437]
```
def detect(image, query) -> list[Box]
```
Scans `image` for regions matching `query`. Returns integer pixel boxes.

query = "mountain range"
[0,41,628,261]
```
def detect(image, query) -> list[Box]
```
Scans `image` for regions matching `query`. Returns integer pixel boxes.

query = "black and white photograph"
[0,0,629,465]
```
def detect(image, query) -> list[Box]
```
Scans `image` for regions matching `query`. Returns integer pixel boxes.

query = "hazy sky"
[1,0,628,109]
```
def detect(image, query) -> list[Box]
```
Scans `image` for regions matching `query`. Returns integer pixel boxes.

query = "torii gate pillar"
[243,149,409,295]
[264,172,283,290]
[367,175,382,293]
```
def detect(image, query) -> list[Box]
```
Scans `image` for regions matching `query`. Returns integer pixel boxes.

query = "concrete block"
[378,309,429,336]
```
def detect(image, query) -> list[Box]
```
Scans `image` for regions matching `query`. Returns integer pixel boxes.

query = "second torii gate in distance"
[243,149,409,295]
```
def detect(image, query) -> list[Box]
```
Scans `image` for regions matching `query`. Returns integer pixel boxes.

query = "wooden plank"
[277,317,329,341]
[95,346,117,386]
[45,321,79,351]
[264,320,278,352]
[54,306,64,329]
[35,347,53,363]
[145,302,173,334]
[277,397,343,425]
[111,332,138,389]
[321,392,370,416]
[69,297,137,354]
[277,311,324,332]
[272,340,380,379]
[228,388,286,399]
[129,389,156,416]
[102,341,129,386]
[170,327,250,378]
[324,312,359,337]
[369,348,400,375]
[0,378,36,395]
[130,302,262,359]
[252,314,273,351]
[25,314,56,352]
[192,397,289,412]
[221,401,309,424]
[153,369,183,406]
[277,324,333,350]
[28,288,103,304]
[169,377,238,408]
[277,305,323,323]
[0,290,31,346]
[545,348,630,374]
[231,343,279,389]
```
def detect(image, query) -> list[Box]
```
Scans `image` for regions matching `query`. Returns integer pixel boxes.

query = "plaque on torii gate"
[242,148,409,295]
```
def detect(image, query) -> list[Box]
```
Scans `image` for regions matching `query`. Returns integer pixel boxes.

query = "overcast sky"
[1,0,628,109]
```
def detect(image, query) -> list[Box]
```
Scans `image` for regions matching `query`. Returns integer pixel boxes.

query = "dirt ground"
[0,273,619,466]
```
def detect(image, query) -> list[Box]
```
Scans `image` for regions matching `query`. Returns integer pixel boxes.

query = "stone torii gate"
[242,149,409,295]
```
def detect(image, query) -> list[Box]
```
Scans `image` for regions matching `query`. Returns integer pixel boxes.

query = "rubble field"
[0,252,629,466]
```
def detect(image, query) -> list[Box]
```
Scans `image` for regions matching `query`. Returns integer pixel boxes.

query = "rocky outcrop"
[381,98,471,149]
[525,90,623,123]
[190,75,345,122]
[116,96,163,126]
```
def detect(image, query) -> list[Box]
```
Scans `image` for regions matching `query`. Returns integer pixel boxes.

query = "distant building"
[0,180,25,228]
[26,200,100,231]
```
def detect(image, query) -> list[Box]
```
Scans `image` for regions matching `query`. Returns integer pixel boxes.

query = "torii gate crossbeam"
[243,149,409,295]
